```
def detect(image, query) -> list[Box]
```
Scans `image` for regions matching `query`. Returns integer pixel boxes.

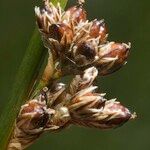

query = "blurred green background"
[0,0,149,149]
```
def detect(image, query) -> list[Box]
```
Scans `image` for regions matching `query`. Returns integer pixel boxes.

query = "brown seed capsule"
[9,99,55,150]
[19,100,50,130]
[76,42,96,59]
[98,42,130,75]
[100,100,132,128]
[48,23,73,44]
[63,5,87,24]
[90,20,108,42]
[73,42,96,65]
[48,24,63,42]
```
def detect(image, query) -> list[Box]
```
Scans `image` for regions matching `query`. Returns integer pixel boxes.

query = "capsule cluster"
[65,67,134,129]
[8,1,136,149]
[9,66,136,149]
[35,0,130,75]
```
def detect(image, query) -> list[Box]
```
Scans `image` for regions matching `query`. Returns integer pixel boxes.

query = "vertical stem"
[0,28,45,150]
[0,1,68,149]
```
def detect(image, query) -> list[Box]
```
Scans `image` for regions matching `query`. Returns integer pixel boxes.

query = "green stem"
[0,28,45,150]
[0,1,68,149]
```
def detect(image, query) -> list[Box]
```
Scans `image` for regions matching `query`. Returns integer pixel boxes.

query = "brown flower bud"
[90,20,108,42]
[63,5,87,24]
[97,42,130,75]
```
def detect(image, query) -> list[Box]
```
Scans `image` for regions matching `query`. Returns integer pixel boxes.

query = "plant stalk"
[0,1,68,149]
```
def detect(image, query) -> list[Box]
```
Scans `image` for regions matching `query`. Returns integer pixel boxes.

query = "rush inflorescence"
[8,0,136,149]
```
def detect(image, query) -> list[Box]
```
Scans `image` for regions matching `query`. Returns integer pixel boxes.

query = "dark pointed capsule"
[90,20,108,42]
[48,23,73,44]
[102,101,132,129]
[63,5,87,24]
[98,42,130,75]
[76,42,96,60]
[74,42,96,65]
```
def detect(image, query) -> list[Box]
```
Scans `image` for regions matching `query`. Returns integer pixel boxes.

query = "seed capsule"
[100,100,132,128]
[48,23,73,44]
[90,20,108,42]
[63,5,87,24]
[76,42,96,60]
[19,100,50,130]
[73,42,96,65]
[97,42,130,75]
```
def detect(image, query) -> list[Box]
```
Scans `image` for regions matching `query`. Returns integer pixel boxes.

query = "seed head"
[35,0,131,76]
[9,1,136,149]
[56,67,136,129]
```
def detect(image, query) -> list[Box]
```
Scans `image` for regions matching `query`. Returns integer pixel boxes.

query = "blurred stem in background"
[0,0,68,149]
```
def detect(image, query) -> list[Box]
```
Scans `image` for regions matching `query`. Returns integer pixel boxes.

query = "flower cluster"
[8,67,136,149]
[8,0,136,149]
[35,0,130,75]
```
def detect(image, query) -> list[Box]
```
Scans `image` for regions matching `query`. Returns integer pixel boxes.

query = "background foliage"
[0,0,149,149]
